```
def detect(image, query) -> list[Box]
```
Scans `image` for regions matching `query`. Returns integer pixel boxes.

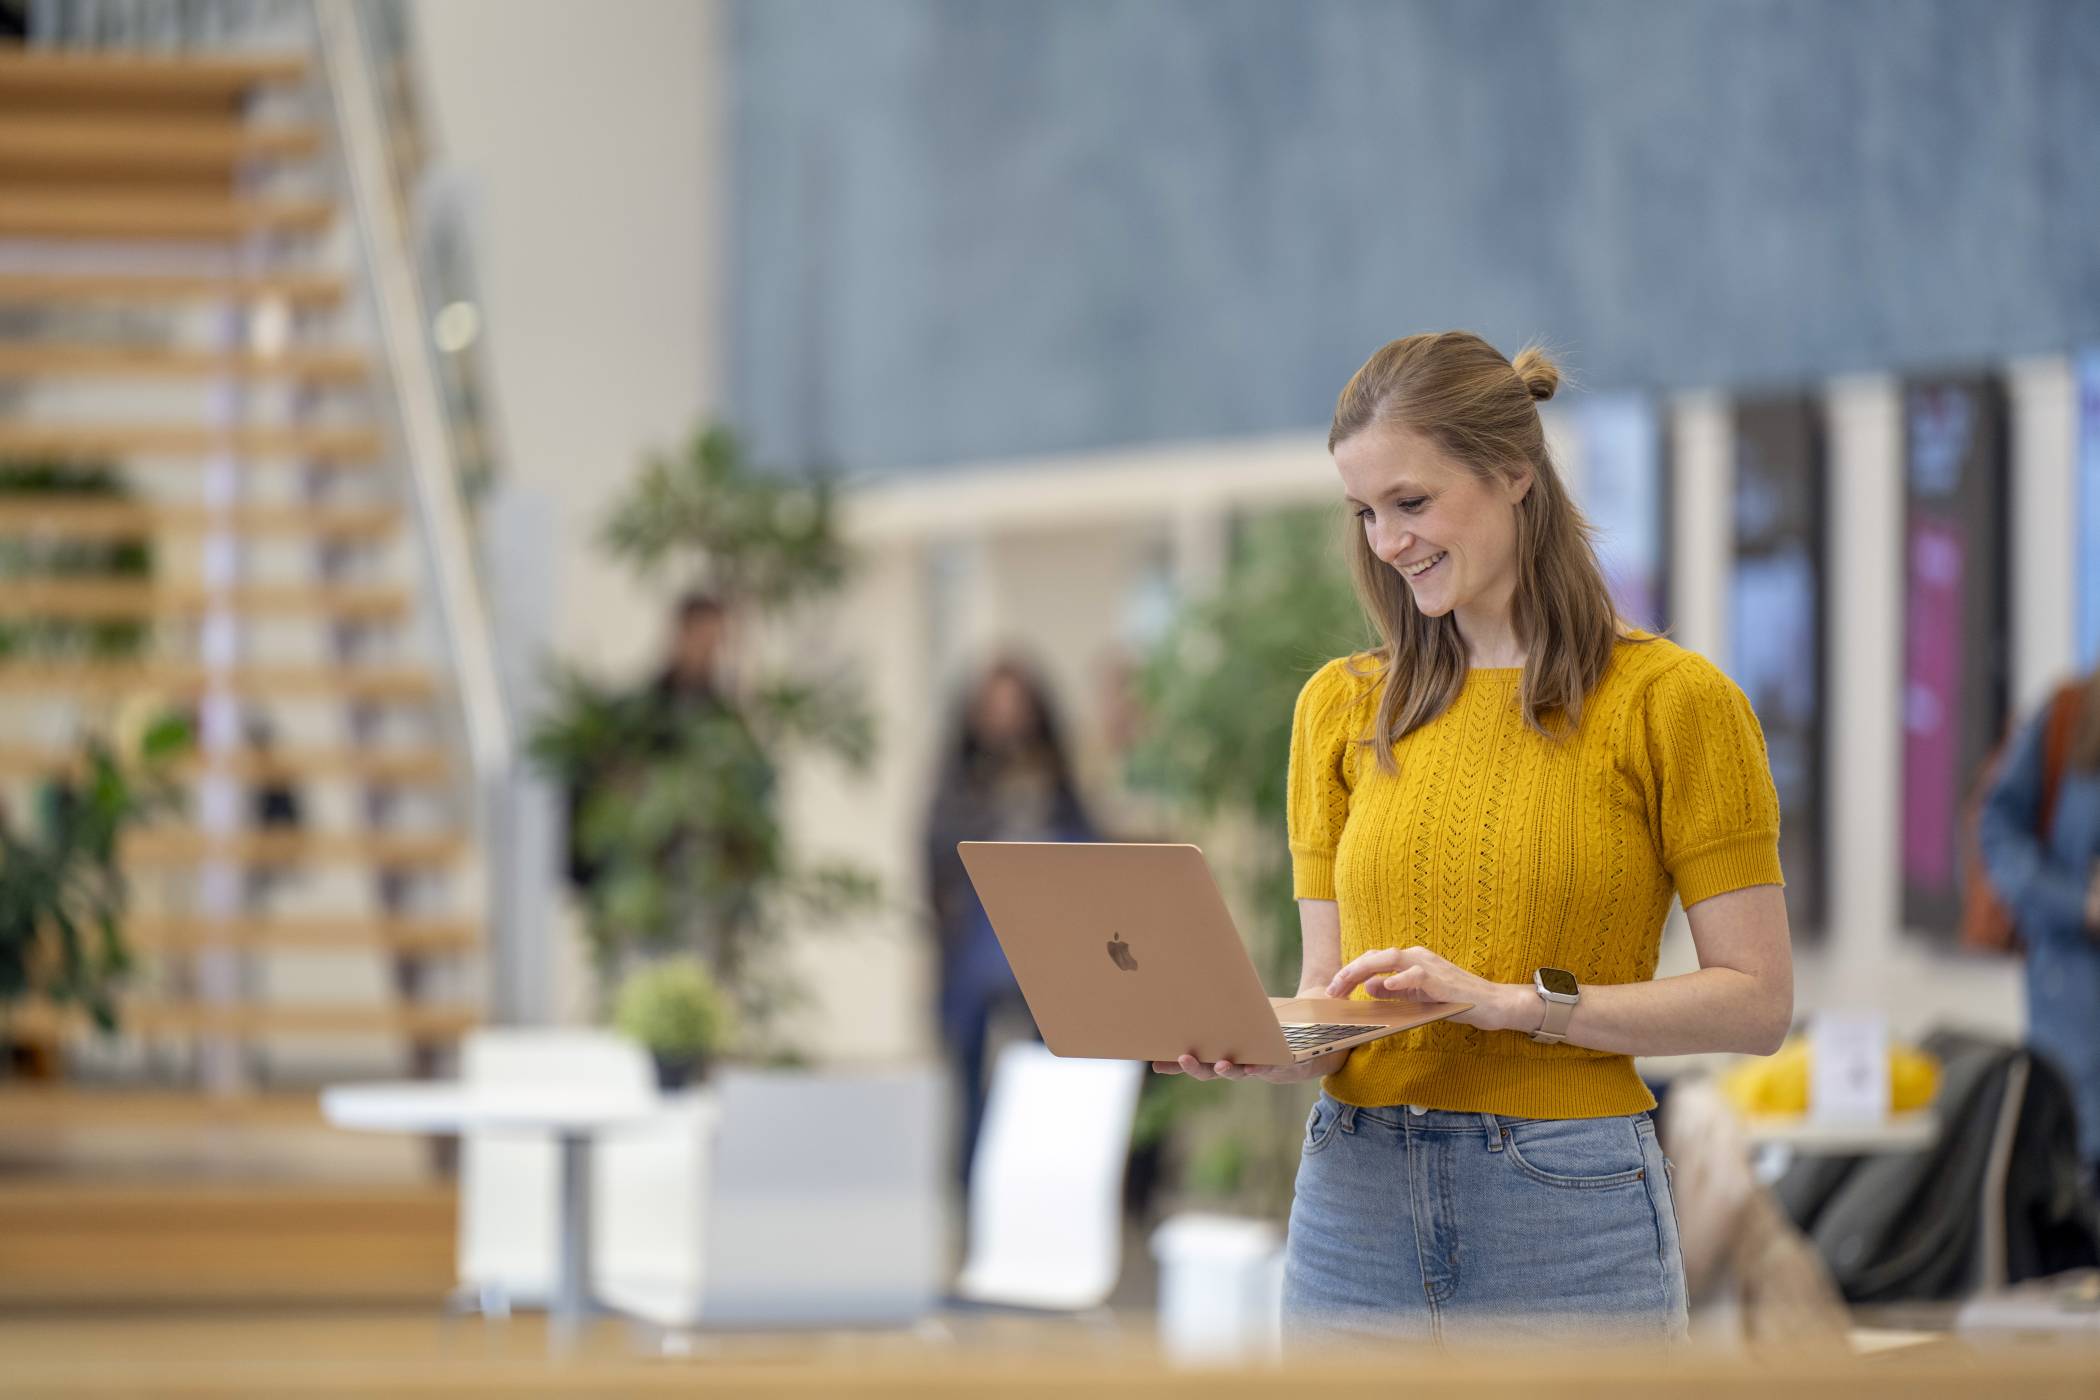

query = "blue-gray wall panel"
[726,0,2100,477]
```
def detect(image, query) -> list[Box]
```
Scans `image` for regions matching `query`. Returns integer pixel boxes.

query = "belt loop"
[1337,1103,1360,1134]
[1482,1113,1502,1151]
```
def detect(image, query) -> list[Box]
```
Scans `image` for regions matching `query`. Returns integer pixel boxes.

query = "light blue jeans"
[1282,1094,1689,1348]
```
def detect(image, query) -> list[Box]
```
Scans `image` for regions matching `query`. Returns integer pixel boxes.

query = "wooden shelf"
[0,662,436,701]
[0,745,448,785]
[0,342,367,384]
[10,1001,480,1042]
[0,499,399,539]
[0,191,333,240]
[0,421,382,462]
[0,580,410,621]
[0,270,345,306]
[0,116,319,175]
[0,50,308,106]
[121,827,468,868]
[124,916,479,954]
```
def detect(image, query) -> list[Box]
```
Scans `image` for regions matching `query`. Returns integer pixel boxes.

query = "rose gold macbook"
[955,841,1469,1066]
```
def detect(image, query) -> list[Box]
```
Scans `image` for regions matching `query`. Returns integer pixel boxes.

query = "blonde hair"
[1328,331,1631,770]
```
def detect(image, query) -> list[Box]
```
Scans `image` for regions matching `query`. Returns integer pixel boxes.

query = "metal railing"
[312,0,510,782]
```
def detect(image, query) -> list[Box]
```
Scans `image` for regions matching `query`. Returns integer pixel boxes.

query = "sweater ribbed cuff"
[1675,832,1785,908]
[1291,846,1337,901]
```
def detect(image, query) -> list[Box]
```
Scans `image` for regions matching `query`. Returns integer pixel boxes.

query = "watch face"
[1537,967,1579,998]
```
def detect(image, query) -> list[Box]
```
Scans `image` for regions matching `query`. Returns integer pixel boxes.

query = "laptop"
[956,841,1469,1066]
[595,1067,946,1331]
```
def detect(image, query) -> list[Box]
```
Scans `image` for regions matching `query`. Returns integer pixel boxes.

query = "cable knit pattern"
[1286,635,1783,1119]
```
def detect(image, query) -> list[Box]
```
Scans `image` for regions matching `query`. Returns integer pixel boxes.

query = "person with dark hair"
[1158,332,1793,1347]
[565,592,740,892]
[1979,669,2100,1198]
[924,657,1096,1186]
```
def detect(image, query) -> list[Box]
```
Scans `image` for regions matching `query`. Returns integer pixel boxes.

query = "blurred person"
[924,657,1097,1187]
[565,592,737,892]
[1978,670,2100,1197]
[1156,332,1792,1348]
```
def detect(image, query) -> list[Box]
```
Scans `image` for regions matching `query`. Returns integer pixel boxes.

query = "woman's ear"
[1505,466,1534,504]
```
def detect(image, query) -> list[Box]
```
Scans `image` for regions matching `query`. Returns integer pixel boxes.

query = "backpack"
[1777,1030,2100,1303]
[1959,683,2085,954]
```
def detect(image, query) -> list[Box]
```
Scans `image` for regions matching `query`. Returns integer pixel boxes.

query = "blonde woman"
[1154,332,1793,1346]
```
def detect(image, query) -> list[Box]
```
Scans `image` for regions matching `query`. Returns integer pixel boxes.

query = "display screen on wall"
[1576,394,1669,632]
[2079,351,2100,669]
[1900,376,2009,938]
[1728,398,1825,936]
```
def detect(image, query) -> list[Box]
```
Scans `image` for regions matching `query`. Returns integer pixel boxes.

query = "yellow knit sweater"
[1287,635,1783,1118]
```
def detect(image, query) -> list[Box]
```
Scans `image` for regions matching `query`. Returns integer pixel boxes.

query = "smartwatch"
[1530,967,1580,1045]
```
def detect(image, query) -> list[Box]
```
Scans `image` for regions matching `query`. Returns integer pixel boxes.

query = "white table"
[320,1081,679,1346]
[1737,1110,1939,1186]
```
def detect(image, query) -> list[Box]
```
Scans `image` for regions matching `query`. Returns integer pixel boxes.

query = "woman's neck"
[1454,591,1525,668]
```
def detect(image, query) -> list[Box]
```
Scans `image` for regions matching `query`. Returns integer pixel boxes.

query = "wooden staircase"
[0,45,485,1090]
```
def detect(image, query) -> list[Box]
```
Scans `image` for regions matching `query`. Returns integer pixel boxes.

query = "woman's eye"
[1397,496,1429,513]
[1354,506,1375,521]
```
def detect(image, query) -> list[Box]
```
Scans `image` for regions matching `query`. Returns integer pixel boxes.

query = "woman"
[1978,671,2100,1197]
[924,657,1097,1186]
[1154,332,1793,1347]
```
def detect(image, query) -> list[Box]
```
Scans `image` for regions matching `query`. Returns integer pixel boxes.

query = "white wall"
[412,0,723,679]
[411,0,724,1021]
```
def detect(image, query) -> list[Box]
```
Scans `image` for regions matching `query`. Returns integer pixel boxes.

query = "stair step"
[0,420,382,462]
[0,190,333,240]
[0,1177,454,1307]
[0,499,399,539]
[0,50,308,107]
[122,827,468,867]
[0,116,320,176]
[125,916,479,954]
[11,1001,480,1043]
[0,580,410,621]
[0,342,367,383]
[0,270,345,306]
[0,662,436,701]
[0,745,449,785]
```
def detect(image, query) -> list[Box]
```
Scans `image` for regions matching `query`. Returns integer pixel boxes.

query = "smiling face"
[1332,424,1531,635]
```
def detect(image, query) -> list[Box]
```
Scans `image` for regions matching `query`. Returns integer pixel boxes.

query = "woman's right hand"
[1150,1048,1347,1084]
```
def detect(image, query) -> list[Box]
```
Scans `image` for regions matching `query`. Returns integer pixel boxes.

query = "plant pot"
[652,1052,708,1091]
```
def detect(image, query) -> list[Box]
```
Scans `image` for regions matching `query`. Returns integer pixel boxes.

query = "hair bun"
[1511,346,1560,403]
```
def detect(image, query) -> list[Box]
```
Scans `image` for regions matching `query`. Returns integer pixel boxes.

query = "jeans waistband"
[1319,1093,1649,1147]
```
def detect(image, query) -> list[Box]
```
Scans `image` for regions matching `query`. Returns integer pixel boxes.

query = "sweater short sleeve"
[1288,657,1371,900]
[1638,653,1785,908]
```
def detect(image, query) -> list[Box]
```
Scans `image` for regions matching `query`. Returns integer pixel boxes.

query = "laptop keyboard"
[1282,1023,1375,1053]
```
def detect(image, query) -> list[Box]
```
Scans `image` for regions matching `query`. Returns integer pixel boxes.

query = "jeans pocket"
[1499,1116,1649,1189]
[1303,1095,1344,1155]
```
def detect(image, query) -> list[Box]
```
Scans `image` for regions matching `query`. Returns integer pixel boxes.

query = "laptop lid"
[697,1067,946,1328]
[957,841,1313,1064]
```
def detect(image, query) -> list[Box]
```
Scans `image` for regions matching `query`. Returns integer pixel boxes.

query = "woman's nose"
[1372,520,1411,565]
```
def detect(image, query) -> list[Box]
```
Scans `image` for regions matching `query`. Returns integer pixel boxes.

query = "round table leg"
[552,1131,592,1350]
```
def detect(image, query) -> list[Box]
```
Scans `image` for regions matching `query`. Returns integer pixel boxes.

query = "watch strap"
[1530,991,1576,1045]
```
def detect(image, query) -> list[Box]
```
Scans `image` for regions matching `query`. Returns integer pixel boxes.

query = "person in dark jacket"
[1979,669,2100,1198]
[924,657,1096,1187]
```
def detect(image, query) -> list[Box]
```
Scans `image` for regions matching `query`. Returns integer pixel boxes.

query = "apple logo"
[1106,933,1138,972]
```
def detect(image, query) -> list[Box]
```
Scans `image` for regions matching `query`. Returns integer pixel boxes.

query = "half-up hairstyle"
[1329,331,1634,770]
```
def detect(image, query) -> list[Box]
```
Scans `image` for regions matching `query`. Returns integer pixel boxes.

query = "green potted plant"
[613,956,736,1089]
[1125,506,1372,1218]
[530,426,881,1041]
[0,716,190,1053]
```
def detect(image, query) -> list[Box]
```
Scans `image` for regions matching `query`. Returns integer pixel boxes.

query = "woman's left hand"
[1327,945,1529,1034]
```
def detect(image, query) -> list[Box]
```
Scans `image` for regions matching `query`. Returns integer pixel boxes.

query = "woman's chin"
[1407,588,1456,618]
